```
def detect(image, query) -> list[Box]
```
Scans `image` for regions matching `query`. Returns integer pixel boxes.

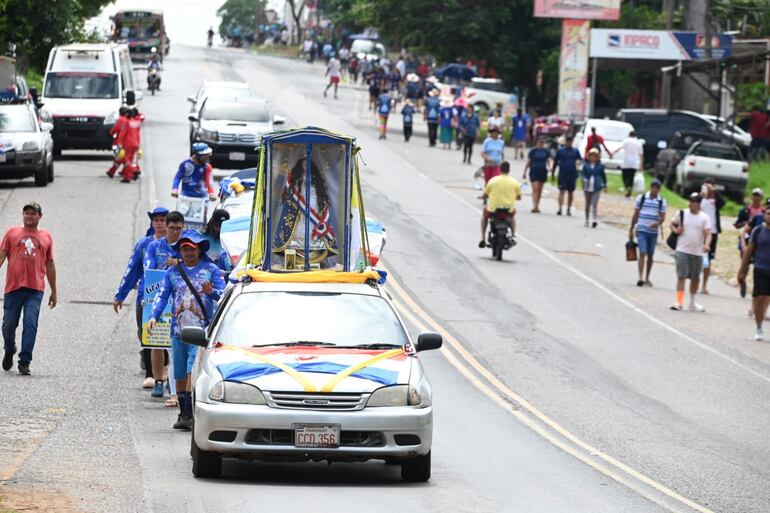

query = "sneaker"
[2,350,15,371]
[173,413,192,431]
[151,380,164,397]
[567,210,572,216]
[478,240,486,248]
[173,414,187,430]
[18,362,30,375]
[689,303,706,312]
[670,303,683,311]
[556,210,562,216]
[753,329,764,341]
[644,281,653,287]
[636,280,644,287]
[142,376,155,389]
[592,221,598,228]
[584,220,589,227]
[106,170,115,178]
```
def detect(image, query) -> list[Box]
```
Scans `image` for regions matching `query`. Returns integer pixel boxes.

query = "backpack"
[637,193,663,213]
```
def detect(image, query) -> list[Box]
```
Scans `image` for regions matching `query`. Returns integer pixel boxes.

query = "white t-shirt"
[487,115,504,131]
[327,59,341,78]
[675,210,711,256]
[700,197,717,231]
[621,137,644,169]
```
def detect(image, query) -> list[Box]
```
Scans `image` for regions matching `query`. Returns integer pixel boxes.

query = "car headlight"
[198,128,218,142]
[103,110,118,125]
[21,141,40,152]
[208,380,266,404]
[368,385,408,407]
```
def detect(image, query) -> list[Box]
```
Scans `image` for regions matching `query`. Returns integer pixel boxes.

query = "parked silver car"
[182,280,442,481]
[0,102,54,186]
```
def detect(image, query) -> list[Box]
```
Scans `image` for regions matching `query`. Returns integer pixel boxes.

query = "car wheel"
[191,437,222,478]
[474,102,489,116]
[34,165,48,187]
[400,451,431,482]
[47,162,54,183]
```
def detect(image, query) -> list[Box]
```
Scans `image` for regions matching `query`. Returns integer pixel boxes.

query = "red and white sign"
[534,0,620,21]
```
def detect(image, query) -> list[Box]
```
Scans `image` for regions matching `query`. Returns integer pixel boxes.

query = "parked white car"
[183,279,441,481]
[463,78,517,116]
[573,119,636,170]
[700,114,752,147]
[674,140,748,202]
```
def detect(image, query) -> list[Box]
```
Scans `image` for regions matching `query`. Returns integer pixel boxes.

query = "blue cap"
[173,229,211,254]
[147,207,169,220]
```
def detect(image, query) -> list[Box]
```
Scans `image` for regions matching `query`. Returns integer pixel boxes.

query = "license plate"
[229,152,246,161]
[294,424,340,448]
[0,154,5,163]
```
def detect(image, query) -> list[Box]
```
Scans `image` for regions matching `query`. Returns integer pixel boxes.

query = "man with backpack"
[738,205,770,341]
[629,180,667,287]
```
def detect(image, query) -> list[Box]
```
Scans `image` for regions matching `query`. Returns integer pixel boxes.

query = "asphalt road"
[0,44,768,513]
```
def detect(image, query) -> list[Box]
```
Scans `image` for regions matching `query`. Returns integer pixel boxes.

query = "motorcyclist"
[147,51,162,90]
[172,143,217,201]
[478,161,521,248]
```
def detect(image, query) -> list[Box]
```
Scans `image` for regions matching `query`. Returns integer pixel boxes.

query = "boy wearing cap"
[629,180,667,286]
[1,202,56,375]
[670,193,711,312]
[481,127,505,184]
[148,232,225,430]
[113,207,169,393]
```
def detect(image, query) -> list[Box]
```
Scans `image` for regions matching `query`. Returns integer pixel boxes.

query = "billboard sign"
[590,29,732,60]
[558,19,591,118]
[534,0,620,21]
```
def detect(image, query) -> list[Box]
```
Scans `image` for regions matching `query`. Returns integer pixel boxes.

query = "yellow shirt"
[485,174,521,211]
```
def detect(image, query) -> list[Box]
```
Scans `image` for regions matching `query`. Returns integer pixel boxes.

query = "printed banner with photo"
[558,19,591,118]
[534,0,620,21]
[141,269,172,349]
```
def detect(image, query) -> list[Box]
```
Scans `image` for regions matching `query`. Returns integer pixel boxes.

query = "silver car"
[182,280,442,481]
[0,102,54,186]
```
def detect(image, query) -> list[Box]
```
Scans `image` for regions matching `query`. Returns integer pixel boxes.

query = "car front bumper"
[194,138,260,169]
[52,119,113,150]
[0,150,45,178]
[193,400,433,461]
[683,172,747,192]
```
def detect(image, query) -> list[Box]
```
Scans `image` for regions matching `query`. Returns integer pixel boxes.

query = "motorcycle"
[486,208,516,261]
[147,67,160,95]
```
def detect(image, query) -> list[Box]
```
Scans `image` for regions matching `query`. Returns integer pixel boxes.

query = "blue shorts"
[637,231,658,255]
[530,169,548,183]
[172,336,199,379]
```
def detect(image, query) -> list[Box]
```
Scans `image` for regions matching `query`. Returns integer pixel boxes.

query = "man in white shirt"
[621,130,644,198]
[670,192,712,311]
[324,54,342,99]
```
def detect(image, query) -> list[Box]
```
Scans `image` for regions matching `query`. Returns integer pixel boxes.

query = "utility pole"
[663,0,675,30]
[681,0,709,112]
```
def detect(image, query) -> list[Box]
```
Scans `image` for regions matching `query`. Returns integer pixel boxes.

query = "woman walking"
[439,98,454,149]
[522,138,552,213]
[582,148,607,228]
[460,105,480,164]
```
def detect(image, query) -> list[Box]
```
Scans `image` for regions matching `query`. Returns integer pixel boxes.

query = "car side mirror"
[41,122,53,132]
[181,326,208,347]
[657,140,667,149]
[415,332,442,352]
[273,115,285,125]
[188,114,199,122]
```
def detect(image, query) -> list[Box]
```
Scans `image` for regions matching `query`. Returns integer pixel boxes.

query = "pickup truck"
[674,141,748,202]
[654,130,724,188]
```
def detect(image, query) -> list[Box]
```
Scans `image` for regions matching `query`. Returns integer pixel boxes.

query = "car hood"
[39,98,119,117]
[201,120,273,133]
[207,343,412,393]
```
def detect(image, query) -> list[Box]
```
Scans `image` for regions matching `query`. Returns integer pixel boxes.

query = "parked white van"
[40,43,142,155]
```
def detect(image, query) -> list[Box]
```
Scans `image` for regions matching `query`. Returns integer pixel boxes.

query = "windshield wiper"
[251,341,336,348]
[335,343,403,350]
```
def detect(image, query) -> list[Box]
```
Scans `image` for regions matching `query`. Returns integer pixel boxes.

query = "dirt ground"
[0,486,83,513]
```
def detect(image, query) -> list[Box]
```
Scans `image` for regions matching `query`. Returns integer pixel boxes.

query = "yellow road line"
[386,272,715,513]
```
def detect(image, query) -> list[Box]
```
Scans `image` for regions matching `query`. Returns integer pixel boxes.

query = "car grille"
[244,429,384,447]
[218,132,260,144]
[263,391,369,411]
[54,117,104,138]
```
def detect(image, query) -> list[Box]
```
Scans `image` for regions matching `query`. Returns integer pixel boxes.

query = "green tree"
[0,0,112,71]
[217,0,264,39]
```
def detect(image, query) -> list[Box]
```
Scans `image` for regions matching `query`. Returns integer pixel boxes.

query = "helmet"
[192,142,213,156]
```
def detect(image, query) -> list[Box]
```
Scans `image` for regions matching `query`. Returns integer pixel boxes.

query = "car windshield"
[44,72,119,99]
[216,291,409,347]
[351,40,383,56]
[0,108,36,133]
[694,144,742,161]
[589,125,630,141]
[201,102,270,122]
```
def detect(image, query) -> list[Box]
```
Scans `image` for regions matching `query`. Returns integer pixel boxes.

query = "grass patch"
[23,69,43,91]
[604,172,688,210]
[254,44,301,59]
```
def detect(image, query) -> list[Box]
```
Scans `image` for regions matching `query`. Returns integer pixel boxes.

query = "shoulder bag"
[666,210,685,250]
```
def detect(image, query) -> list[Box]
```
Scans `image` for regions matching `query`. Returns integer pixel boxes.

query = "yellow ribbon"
[220,344,316,392]
[320,348,405,393]
[219,345,405,393]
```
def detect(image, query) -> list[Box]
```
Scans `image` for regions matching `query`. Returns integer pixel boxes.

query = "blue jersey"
[200,233,234,276]
[144,237,180,271]
[554,147,582,178]
[439,106,453,128]
[460,112,480,138]
[512,114,530,141]
[377,94,392,115]
[528,147,551,172]
[151,260,225,337]
[172,159,212,198]
[402,105,415,125]
[425,97,440,122]
[114,235,157,303]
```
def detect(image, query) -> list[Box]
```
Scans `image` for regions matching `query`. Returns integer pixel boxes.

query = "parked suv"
[616,109,716,169]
